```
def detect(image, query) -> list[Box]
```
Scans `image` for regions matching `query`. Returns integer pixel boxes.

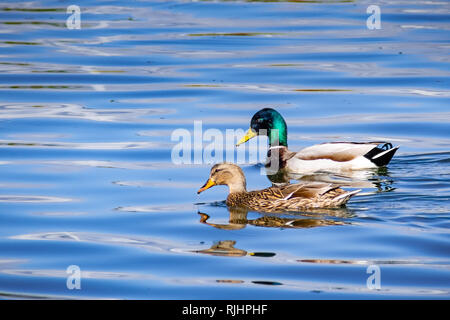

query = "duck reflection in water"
[193,239,275,258]
[265,165,395,194]
[197,205,352,231]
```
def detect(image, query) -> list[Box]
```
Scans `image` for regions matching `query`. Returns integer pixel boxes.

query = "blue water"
[0,0,449,299]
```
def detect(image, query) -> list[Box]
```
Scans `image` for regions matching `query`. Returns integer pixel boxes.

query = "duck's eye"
[213,168,223,175]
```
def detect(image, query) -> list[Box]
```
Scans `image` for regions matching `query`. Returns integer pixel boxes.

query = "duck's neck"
[227,181,247,194]
[268,123,288,147]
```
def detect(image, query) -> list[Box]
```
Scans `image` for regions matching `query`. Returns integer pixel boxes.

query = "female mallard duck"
[197,163,360,212]
[236,108,399,174]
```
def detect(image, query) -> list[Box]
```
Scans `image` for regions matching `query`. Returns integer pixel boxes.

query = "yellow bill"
[236,128,257,146]
[197,178,216,194]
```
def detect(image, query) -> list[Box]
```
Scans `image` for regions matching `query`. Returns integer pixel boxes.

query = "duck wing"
[294,142,393,162]
[277,182,340,200]
[238,182,360,212]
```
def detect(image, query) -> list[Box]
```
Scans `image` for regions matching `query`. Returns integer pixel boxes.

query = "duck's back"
[226,182,359,212]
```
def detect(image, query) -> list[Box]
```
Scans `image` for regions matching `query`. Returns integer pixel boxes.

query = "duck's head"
[236,108,288,147]
[197,163,247,194]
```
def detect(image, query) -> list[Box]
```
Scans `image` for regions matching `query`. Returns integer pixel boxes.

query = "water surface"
[0,0,449,299]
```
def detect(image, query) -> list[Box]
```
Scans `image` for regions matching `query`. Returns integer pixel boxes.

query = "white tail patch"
[320,184,338,195]
[372,146,399,160]
[282,192,295,200]
[285,220,295,226]
[334,189,361,201]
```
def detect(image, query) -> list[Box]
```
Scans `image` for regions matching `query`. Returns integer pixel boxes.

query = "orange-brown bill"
[197,178,216,194]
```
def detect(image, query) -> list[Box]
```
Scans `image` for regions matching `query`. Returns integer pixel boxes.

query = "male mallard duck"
[236,108,399,174]
[197,163,360,212]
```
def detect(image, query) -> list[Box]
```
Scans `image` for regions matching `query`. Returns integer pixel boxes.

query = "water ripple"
[0,139,164,150]
[0,103,174,123]
[0,0,449,299]
[0,195,73,203]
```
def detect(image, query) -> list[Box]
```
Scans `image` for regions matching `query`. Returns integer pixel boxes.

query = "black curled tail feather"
[364,144,399,167]
[381,142,393,150]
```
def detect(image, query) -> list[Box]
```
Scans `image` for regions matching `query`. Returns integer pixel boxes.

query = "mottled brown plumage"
[197,163,360,212]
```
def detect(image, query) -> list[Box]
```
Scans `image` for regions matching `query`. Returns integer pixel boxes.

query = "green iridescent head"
[236,108,288,147]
